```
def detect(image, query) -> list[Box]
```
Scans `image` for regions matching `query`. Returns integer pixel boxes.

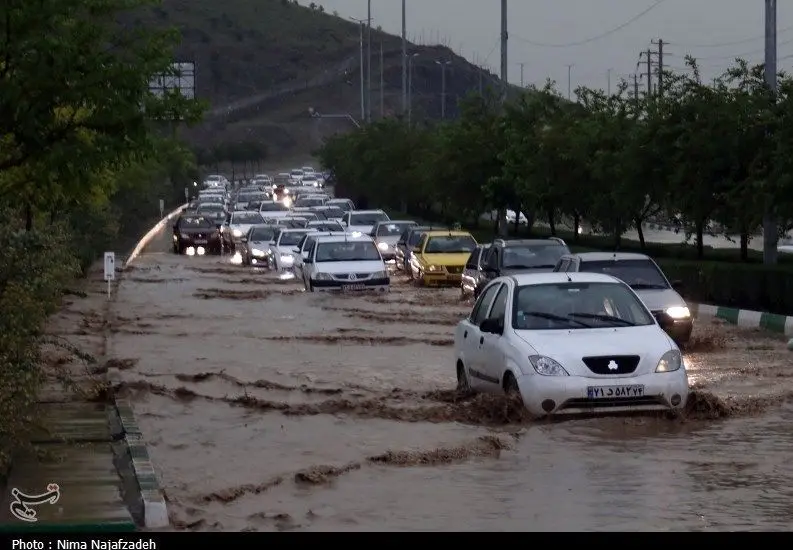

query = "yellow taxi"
[409,230,478,286]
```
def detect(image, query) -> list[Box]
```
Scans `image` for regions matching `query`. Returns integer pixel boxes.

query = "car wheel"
[503,372,520,398]
[308,281,316,292]
[456,361,472,394]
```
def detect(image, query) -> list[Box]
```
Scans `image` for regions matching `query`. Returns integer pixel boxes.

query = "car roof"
[306,231,347,237]
[314,234,376,243]
[565,252,651,262]
[509,272,624,285]
[349,209,386,214]
[424,230,474,238]
[277,227,315,233]
[492,238,566,247]
[375,220,415,226]
[307,220,342,225]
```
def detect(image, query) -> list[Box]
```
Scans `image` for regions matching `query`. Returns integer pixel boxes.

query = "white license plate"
[193,239,208,244]
[587,385,645,399]
[342,284,366,291]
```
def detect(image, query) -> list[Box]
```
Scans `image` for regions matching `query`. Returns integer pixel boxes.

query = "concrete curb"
[125,203,188,268]
[110,204,186,529]
[692,302,793,336]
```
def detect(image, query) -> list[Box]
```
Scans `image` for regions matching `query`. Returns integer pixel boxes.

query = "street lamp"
[435,60,452,119]
[408,53,420,126]
[308,107,361,128]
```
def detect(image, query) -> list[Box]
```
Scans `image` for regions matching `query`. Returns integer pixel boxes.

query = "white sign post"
[104,252,115,299]
[159,199,165,219]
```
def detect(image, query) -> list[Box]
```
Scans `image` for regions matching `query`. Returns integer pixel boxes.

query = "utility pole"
[366,0,372,122]
[763,0,778,264]
[380,41,384,118]
[436,60,451,119]
[350,18,366,121]
[401,0,407,115]
[518,62,525,87]
[565,64,573,100]
[646,49,652,97]
[651,38,665,95]
[408,53,419,125]
[633,73,639,102]
[500,0,508,103]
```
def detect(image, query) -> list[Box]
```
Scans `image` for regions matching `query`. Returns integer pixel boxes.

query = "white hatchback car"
[341,209,390,235]
[267,228,315,272]
[454,272,689,418]
[302,234,389,292]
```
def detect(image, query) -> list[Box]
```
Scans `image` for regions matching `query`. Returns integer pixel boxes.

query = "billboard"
[149,62,195,99]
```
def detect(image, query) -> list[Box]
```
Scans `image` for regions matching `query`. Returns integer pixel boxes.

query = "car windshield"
[260,202,289,212]
[232,212,264,224]
[349,212,388,225]
[578,259,670,290]
[200,195,223,203]
[277,231,308,246]
[320,207,344,219]
[310,222,343,231]
[290,170,303,176]
[315,241,381,262]
[296,198,324,207]
[407,231,427,246]
[376,222,414,236]
[279,219,308,228]
[503,244,568,269]
[197,203,224,212]
[179,217,214,228]
[424,235,477,253]
[249,227,276,241]
[512,282,655,330]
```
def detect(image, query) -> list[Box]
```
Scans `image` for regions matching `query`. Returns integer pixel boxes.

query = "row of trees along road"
[318,58,793,316]
[0,0,205,472]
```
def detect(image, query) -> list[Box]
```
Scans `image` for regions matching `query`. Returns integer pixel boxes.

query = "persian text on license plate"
[586,385,645,399]
[193,239,208,244]
[342,284,366,291]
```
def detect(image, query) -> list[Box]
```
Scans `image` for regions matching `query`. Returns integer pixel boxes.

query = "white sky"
[315,0,792,94]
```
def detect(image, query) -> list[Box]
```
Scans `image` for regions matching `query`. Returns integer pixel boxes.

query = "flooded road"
[110,230,793,531]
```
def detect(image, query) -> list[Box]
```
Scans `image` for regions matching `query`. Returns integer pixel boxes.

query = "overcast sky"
[314,0,792,95]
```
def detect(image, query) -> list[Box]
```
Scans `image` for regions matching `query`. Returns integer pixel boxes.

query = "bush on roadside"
[0,219,80,473]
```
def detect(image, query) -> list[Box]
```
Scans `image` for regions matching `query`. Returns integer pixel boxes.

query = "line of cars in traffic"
[172,171,694,418]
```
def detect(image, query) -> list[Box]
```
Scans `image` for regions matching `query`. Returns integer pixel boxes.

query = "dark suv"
[473,237,571,298]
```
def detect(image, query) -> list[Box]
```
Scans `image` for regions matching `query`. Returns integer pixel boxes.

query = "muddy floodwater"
[109,230,793,531]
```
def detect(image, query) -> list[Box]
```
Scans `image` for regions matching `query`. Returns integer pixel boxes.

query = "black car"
[460,244,491,299]
[473,237,571,297]
[394,226,446,273]
[172,215,223,255]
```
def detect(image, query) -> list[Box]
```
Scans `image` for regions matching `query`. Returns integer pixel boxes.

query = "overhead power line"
[666,25,793,48]
[512,0,668,48]
[692,36,793,60]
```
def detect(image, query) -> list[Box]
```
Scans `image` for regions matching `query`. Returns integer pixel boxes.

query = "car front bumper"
[420,270,463,286]
[665,318,693,344]
[516,369,690,417]
[311,277,390,292]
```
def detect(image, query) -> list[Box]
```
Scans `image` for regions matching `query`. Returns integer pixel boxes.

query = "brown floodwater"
[109,230,793,531]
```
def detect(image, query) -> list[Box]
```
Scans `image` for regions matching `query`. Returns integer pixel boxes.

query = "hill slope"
[149,0,504,157]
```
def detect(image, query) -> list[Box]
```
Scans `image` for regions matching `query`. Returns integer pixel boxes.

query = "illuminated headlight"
[232,229,242,237]
[280,254,294,265]
[655,350,683,373]
[351,231,362,237]
[172,234,178,241]
[665,306,690,319]
[426,265,443,272]
[252,248,265,257]
[377,242,389,251]
[528,355,569,376]
[314,273,333,281]
[283,197,292,207]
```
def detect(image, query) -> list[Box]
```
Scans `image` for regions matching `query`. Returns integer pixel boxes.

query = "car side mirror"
[292,247,301,253]
[269,241,276,245]
[480,318,503,335]
[655,312,676,331]
[671,280,684,292]
[304,257,313,264]
[412,247,421,253]
[241,237,248,243]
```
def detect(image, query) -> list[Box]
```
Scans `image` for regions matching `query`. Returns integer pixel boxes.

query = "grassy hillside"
[148,0,505,157]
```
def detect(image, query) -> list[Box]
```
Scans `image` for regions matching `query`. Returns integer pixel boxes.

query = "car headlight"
[377,242,389,251]
[280,254,294,264]
[172,234,178,241]
[252,248,265,257]
[426,265,443,272]
[314,272,332,281]
[528,355,569,376]
[371,271,387,279]
[283,197,292,207]
[232,229,242,237]
[665,306,690,319]
[655,349,683,373]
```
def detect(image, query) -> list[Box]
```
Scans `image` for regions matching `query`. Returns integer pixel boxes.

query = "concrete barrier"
[124,203,188,269]
[692,303,793,337]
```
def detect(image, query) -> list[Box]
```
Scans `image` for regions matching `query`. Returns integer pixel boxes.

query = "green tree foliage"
[0,0,204,470]
[319,59,793,262]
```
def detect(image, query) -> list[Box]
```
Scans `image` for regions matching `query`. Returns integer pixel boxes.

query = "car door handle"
[479,336,484,345]
[463,330,468,339]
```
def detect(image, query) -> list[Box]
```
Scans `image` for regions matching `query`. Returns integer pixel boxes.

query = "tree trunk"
[695,219,705,259]
[613,218,622,249]
[573,212,581,242]
[547,209,556,236]
[25,203,33,231]
[634,217,646,249]
[513,206,521,235]
[739,225,749,262]
[497,207,508,237]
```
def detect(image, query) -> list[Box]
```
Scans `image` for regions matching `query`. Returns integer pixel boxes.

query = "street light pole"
[401,0,407,114]
[435,60,452,119]
[408,53,419,126]
[366,0,372,123]
[763,0,778,265]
